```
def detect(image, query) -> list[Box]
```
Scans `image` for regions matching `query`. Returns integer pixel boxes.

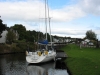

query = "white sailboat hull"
[26,51,56,63]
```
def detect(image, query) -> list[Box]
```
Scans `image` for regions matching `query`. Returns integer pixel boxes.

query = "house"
[81,39,90,45]
[53,37,59,43]
[0,29,19,43]
[64,38,71,43]
[0,30,8,43]
[85,39,90,42]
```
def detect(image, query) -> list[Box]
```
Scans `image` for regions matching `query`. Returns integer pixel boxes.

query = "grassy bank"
[62,44,100,75]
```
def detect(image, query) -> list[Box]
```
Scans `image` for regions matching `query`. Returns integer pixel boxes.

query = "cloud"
[0,0,86,23]
[79,0,100,16]
[51,28,86,36]
[0,0,45,21]
[1,0,100,22]
[51,5,86,22]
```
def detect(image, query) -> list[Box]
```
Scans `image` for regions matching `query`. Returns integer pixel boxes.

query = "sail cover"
[39,40,48,44]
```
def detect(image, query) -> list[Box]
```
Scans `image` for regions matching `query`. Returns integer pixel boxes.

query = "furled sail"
[39,40,48,44]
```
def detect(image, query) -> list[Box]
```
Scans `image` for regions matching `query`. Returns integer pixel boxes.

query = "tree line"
[6,24,53,43]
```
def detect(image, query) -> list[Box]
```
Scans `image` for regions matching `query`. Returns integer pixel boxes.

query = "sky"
[0,0,100,40]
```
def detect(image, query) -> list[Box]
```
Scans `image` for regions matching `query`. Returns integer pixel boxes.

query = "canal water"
[0,53,69,75]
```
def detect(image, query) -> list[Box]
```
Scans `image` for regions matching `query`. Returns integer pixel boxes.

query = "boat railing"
[26,50,52,56]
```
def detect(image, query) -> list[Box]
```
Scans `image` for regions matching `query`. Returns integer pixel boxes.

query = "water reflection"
[0,54,69,75]
[27,61,69,75]
[27,61,55,75]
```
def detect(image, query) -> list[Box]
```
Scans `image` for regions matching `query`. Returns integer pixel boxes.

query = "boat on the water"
[26,0,56,63]
[26,42,56,63]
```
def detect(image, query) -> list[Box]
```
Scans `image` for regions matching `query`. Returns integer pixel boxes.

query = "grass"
[62,44,100,75]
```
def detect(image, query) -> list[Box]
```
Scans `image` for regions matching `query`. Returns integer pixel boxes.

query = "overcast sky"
[0,0,100,40]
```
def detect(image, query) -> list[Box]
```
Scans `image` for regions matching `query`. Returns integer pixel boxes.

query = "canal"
[0,53,69,75]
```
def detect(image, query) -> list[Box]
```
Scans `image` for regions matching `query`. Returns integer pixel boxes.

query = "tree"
[0,16,6,38]
[6,30,16,44]
[26,30,35,42]
[85,30,97,40]
[10,24,26,40]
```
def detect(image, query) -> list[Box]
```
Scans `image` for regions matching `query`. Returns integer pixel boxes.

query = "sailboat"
[26,0,56,63]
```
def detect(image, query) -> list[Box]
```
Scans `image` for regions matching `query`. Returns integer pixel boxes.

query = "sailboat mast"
[45,0,47,40]
[45,0,48,50]
[47,0,53,47]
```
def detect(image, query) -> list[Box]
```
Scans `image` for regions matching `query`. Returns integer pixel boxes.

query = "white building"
[0,30,8,43]
[81,39,90,45]
[53,38,59,43]
[0,29,19,43]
